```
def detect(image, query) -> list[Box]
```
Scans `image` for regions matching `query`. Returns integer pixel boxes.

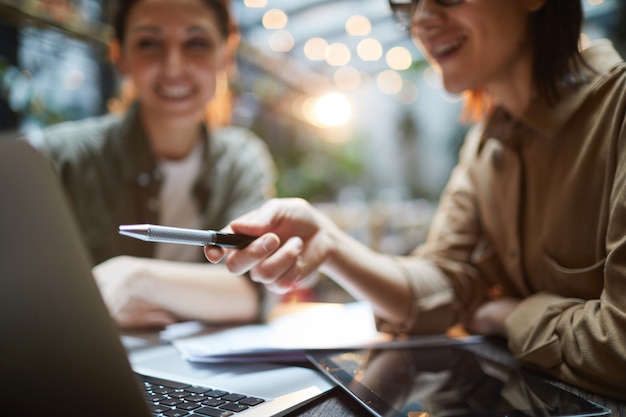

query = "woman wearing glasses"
[206,0,626,400]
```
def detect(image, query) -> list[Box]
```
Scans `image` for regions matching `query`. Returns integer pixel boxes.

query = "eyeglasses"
[388,0,464,30]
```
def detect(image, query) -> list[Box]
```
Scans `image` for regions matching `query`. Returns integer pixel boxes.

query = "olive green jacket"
[37,102,276,266]
[380,40,626,400]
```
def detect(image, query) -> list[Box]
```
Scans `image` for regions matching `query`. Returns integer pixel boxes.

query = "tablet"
[307,343,611,417]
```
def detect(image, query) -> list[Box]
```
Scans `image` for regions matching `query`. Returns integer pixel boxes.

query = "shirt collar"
[485,39,623,142]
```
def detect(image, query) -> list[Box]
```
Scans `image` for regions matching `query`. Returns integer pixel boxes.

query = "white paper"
[173,301,393,363]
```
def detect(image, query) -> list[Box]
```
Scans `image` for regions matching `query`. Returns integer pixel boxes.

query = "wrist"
[125,259,155,301]
[318,219,355,278]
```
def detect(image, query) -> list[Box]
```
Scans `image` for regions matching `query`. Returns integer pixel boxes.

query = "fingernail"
[204,247,221,263]
[262,235,279,252]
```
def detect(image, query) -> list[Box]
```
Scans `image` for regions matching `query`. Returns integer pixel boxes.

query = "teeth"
[431,37,466,58]
[156,85,193,99]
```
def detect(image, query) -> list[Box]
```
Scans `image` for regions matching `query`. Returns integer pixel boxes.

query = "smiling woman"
[204,0,626,401]
[28,0,277,330]
[113,0,230,154]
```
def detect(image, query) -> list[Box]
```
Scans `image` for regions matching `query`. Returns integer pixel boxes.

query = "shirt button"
[137,172,151,187]
[147,198,160,211]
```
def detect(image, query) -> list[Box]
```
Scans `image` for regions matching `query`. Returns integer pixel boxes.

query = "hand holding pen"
[118,221,304,294]
[119,198,328,295]
[203,199,330,294]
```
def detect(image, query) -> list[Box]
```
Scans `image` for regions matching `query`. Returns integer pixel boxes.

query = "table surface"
[123,327,626,417]
[285,338,626,417]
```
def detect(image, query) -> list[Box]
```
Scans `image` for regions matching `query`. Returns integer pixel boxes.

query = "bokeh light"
[345,15,371,36]
[325,42,351,66]
[244,0,267,7]
[357,38,382,62]
[304,37,328,61]
[376,70,403,95]
[334,66,362,91]
[269,30,294,52]
[302,92,352,128]
[262,9,288,29]
[386,47,413,70]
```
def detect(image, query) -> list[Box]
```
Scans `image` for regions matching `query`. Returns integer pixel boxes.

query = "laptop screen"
[308,342,611,417]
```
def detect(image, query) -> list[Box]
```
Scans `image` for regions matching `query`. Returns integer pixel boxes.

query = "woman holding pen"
[206,0,626,401]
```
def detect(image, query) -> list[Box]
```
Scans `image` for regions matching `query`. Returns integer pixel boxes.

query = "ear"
[526,0,547,12]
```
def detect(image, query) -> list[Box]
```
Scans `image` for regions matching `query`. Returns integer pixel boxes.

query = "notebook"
[0,138,333,417]
[307,342,612,417]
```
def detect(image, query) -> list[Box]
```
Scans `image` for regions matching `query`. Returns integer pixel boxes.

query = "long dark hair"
[463,0,586,121]
[111,0,234,44]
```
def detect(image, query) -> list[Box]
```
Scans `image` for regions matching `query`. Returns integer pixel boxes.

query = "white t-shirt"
[155,140,204,262]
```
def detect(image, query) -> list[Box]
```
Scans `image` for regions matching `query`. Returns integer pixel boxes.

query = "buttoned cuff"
[505,292,568,369]
[375,257,457,335]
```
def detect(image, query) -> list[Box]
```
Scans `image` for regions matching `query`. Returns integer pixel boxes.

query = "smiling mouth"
[155,85,195,100]
[430,36,467,59]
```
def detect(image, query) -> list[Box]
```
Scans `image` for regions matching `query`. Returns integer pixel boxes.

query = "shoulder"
[581,39,624,72]
[210,126,267,150]
[206,126,277,187]
[580,43,626,137]
[581,40,626,94]
[37,113,122,159]
[208,126,274,162]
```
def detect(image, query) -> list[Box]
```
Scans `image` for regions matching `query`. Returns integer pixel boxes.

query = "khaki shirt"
[381,40,626,400]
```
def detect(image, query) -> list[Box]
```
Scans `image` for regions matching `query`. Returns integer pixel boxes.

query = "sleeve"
[505,125,626,401]
[211,127,277,224]
[375,126,489,335]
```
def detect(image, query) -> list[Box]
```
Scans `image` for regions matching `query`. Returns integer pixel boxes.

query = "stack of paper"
[172,301,393,363]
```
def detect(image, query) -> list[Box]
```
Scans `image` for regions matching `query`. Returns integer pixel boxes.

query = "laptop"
[307,342,612,417]
[0,138,333,417]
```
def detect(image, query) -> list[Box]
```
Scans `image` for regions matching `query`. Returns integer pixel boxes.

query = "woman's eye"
[186,38,214,51]
[136,38,161,50]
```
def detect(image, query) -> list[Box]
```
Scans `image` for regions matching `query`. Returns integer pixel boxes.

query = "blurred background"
[1,0,624,299]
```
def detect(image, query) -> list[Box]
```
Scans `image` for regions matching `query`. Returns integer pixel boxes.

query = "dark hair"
[530,0,585,102]
[112,0,234,45]
[464,0,586,121]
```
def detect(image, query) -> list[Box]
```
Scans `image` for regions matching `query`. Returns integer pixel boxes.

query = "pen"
[118,224,256,249]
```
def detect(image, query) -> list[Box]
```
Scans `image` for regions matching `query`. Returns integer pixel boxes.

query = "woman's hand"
[466,297,520,338]
[205,198,336,294]
[92,255,178,329]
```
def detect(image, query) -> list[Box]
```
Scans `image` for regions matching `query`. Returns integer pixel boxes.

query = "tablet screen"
[308,343,611,417]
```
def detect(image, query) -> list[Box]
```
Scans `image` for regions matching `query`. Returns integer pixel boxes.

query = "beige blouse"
[380,40,626,400]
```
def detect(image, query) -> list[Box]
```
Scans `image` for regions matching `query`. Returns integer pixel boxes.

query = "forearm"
[126,258,259,323]
[319,224,413,327]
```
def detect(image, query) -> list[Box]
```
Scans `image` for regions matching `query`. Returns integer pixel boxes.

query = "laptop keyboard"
[140,374,267,416]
